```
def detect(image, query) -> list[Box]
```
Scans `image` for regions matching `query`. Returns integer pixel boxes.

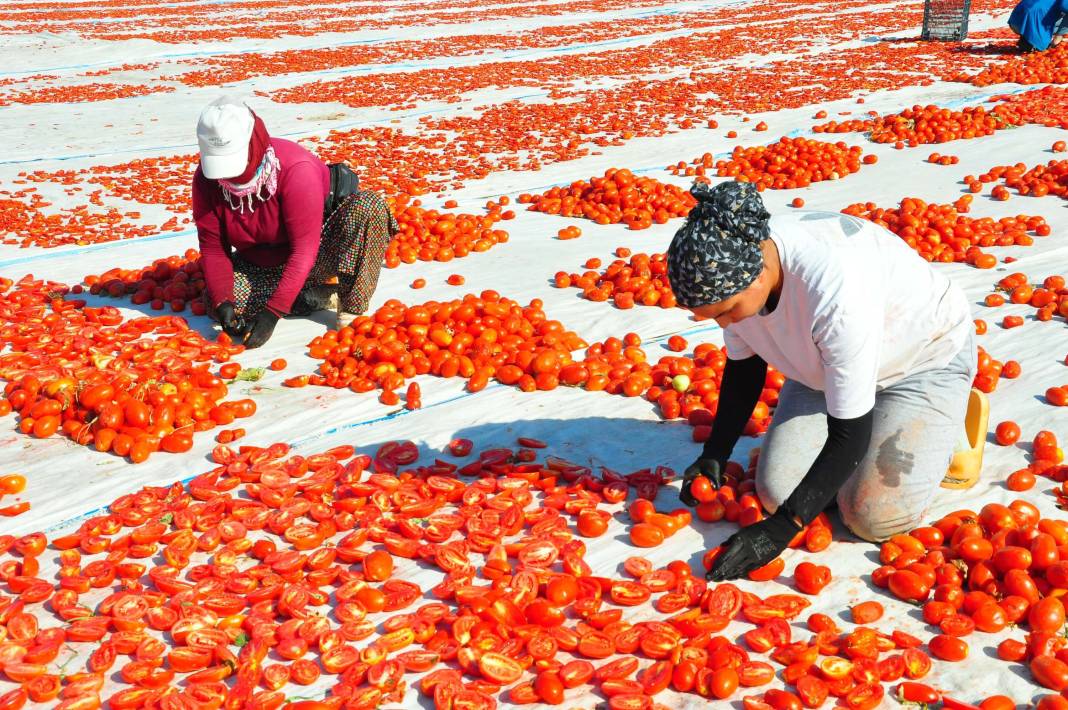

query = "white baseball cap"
[196,95,254,179]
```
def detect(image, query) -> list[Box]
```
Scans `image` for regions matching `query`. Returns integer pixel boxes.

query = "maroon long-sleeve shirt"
[193,138,330,314]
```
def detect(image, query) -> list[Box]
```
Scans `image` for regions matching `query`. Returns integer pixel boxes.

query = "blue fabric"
[1009,0,1068,50]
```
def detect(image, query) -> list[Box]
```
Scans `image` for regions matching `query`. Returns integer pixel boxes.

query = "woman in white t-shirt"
[668,181,976,582]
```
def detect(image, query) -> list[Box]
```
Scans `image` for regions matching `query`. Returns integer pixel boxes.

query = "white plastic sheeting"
[0,0,1066,706]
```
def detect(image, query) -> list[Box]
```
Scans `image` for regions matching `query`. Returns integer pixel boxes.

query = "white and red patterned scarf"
[218,146,280,213]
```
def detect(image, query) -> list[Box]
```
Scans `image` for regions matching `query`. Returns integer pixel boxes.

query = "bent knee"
[838,501,924,543]
[754,473,791,516]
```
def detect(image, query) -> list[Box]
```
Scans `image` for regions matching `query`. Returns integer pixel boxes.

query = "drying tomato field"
[1,0,1068,707]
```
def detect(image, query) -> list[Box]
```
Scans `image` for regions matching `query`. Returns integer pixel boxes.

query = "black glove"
[683,354,766,507]
[216,301,246,338]
[243,309,280,349]
[680,457,723,506]
[706,508,801,581]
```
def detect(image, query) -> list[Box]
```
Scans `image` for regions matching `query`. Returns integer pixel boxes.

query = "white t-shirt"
[723,211,971,419]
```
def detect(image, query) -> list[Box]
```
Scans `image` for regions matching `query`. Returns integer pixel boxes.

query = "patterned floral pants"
[228,190,398,317]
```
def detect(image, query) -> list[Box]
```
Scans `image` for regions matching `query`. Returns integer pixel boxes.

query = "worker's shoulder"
[770,210,873,237]
[770,211,884,289]
[270,137,325,169]
[769,211,880,260]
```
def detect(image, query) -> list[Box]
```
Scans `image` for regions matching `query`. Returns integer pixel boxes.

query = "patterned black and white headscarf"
[666,181,770,308]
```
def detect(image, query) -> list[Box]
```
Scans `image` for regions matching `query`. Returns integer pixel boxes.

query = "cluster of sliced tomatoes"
[519,169,696,230]
[29,0,670,42]
[840,196,1049,268]
[868,494,1068,707]
[11,154,195,248]
[987,86,1068,130]
[176,9,745,86]
[814,105,1010,147]
[0,275,248,463]
[0,0,1022,254]
[0,82,173,108]
[974,158,1068,201]
[0,430,997,710]
[0,0,1012,248]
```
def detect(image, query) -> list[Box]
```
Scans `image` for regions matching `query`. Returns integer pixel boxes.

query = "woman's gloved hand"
[679,456,722,506]
[243,309,280,349]
[215,301,246,339]
[706,508,801,581]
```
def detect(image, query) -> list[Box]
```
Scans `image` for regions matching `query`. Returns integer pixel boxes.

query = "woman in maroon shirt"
[193,95,398,348]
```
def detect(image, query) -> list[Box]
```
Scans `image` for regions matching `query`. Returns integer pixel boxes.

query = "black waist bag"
[324,163,360,221]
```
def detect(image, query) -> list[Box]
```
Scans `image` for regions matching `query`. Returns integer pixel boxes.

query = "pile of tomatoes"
[814,105,1009,146]
[556,251,677,310]
[292,290,784,438]
[669,446,832,561]
[840,196,1049,268]
[870,493,1068,700]
[974,159,1068,200]
[384,195,512,268]
[82,249,208,315]
[950,43,1068,87]
[0,275,248,463]
[294,291,587,397]
[519,169,696,230]
[693,138,868,191]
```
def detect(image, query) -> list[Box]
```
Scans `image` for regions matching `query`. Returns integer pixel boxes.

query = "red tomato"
[994,421,1021,446]
[928,635,968,661]
[478,652,523,684]
[793,562,831,595]
[851,601,884,624]
[1033,655,1068,691]
[1031,598,1068,633]
[710,668,740,699]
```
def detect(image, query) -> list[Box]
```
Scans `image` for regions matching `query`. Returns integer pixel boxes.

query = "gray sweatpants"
[756,332,976,542]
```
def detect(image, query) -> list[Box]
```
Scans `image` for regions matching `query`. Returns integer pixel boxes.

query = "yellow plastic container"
[942,388,989,490]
